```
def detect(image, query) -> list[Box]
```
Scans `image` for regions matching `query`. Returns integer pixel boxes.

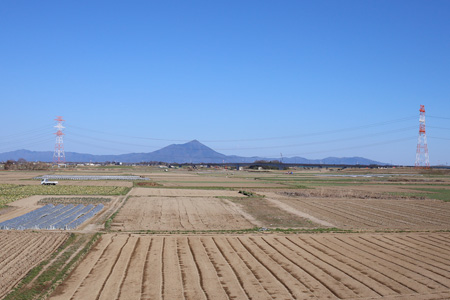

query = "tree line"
[2,159,50,170]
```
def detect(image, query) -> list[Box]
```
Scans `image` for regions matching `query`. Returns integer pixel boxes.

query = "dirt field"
[161,181,284,188]
[129,187,241,197]
[146,171,285,188]
[0,231,68,298]
[50,232,450,300]
[111,196,255,231]
[263,191,450,230]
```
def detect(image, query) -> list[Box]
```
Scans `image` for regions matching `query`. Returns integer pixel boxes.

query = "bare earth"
[263,191,450,230]
[112,196,255,231]
[0,195,44,223]
[129,187,241,197]
[148,172,285,188]
[50,232,450,300]
[0,231,68,298]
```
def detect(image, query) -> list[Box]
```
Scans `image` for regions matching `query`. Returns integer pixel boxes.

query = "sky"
[1,0,449,165]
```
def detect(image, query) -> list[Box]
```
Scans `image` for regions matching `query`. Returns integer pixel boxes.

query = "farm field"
[0,183,129,209]
[262,191,450,230]
[111,196,255,231]
[50,232,450,300]
[1,167,450,299]
[144,171,286,188]
[0,231,68,299]
[129,187,241,197]
[0,203,104,230]
[0,195,121,231]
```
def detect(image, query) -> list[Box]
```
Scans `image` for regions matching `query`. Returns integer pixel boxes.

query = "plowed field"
[50,232,450,300]
[264,192,450,230]
[111,196,255,231]
[0,231,68,298]
[129,187,241,197]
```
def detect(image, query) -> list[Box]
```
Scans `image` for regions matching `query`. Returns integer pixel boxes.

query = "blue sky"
[1,1,449,165]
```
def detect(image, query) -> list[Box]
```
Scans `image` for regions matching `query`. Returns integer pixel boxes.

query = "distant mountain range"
[0,140,387,165]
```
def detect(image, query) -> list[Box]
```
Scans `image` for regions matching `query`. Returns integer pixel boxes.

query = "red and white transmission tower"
[415,105,429,168]
[53,116,66,164]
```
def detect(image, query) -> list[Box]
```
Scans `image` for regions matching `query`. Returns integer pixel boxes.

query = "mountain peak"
[187,139,202,144]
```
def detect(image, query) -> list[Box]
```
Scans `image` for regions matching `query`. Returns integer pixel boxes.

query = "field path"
[263,192,336,227]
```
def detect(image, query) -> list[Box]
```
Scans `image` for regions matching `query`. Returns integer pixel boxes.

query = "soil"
[49,232,450,300]
[130,187,241,197]
[262,191,450,230]
[112,196,256,231]
[0,231,68,298]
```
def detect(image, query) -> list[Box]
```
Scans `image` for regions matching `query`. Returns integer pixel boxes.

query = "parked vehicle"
[41,179,58,185]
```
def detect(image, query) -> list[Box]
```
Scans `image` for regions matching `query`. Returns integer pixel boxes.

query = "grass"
[105,210,119,230]
[393,188,450,202]
[38,197,112,205]
[4,233,101,300]
[3,233,76,300]
[227,196,323,228]
[0,184,130,208]
[105,196,130,231]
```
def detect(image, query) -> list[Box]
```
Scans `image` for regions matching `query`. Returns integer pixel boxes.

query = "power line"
[67,125,188,142]
[65,125,417,152]
[0,125,53,140]
[1,132,53,144]
[428,126,450,130]
[428,115,450,120]
[428,136,450,141]
[66,115,417,143]
[0,137,54,152]
[280,136,416,157]
[65,137,147,154]
[214,126,416,151]
[66,132,162,149]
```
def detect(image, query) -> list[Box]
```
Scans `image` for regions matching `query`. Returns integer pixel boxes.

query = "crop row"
[51,233,450,300]
[0,231,68,299]
[38,197,112,205]
[0,195,24,208]
[0,184,129,208]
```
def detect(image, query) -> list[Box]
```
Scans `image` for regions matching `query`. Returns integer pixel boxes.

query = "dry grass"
[229,197,322,228]
[38,197,112,205]
[134,181,162,187]
[279,188,425,200]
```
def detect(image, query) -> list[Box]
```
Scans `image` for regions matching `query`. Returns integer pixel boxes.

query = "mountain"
[139,139,228,163]
[0,140,387,165]
[281,156,383,165]
[0,150,54,162]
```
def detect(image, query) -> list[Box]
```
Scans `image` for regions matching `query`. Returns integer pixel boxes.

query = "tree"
[4,160,16,170]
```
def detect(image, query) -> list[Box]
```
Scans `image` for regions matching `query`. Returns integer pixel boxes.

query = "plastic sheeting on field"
[34,175,149,181]
[0,203,104,230]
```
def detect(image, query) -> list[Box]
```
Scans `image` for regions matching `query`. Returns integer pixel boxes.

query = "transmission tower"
[53,116,66,164]
[415,105,429,168]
